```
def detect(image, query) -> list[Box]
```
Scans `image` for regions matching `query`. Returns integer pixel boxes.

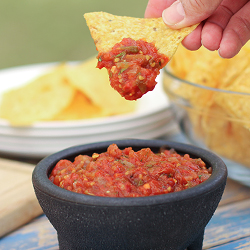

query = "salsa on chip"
[84,12,198,100]
[97,38,168,100]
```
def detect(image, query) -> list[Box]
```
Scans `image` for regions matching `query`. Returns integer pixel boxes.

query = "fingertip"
[218,46,240,59]
[162,1,185,26]
[218,30,243,58]
[200,22,222,52]
[181,24,202,50]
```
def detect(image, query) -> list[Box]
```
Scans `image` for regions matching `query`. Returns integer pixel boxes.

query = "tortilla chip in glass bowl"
[163,44,250,187]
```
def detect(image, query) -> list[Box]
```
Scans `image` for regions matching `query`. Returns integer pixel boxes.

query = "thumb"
[162,0,222,28]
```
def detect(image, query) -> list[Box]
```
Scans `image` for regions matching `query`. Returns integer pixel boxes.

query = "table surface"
[1,133,250,250]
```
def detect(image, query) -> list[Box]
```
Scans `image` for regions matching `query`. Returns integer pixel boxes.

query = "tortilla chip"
[187,103,250,167]
[167,46,229,108]
[219,46,250,89]
[66,57,136,115]
[214,66,250,130]
[168,45,197,79]
[0,65,75,126]
[84,12,198,59]
[53,90,104,121]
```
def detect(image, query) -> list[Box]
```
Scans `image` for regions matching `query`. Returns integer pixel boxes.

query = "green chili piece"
[119,68,128,74]
[138,179,144,186]
[115,51,126,58]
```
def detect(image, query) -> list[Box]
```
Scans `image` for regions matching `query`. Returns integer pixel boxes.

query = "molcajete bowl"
[32,139,227,250]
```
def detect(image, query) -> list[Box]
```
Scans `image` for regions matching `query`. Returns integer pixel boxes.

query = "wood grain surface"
[0,158,43,237]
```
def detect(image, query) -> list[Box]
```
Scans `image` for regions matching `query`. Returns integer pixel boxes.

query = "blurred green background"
[0,0,148,70]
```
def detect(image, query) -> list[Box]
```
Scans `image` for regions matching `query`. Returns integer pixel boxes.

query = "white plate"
[0,63,175,158]
[0,118,177,158]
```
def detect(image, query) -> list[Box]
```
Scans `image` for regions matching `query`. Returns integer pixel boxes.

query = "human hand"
[145,0,250,58]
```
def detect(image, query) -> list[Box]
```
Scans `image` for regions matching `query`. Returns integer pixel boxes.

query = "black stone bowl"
[32,139,227,250]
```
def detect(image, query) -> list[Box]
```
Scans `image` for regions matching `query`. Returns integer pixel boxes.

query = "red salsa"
[49,144,212,197]
[97,38,169,100]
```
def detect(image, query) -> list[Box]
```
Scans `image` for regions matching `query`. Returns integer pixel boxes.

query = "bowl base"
[57,229,205,250]
[187,229,204,250]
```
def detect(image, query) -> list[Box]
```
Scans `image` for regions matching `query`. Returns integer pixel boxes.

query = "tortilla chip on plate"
[53,90,104,121]
[0,65,75,126]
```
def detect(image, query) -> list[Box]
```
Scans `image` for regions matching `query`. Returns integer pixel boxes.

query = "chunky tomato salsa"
[49,144,211,197]
[97,38,169,100]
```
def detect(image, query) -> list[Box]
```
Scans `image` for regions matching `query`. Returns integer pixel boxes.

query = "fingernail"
[218,49,224,58]
[162,1,185,25]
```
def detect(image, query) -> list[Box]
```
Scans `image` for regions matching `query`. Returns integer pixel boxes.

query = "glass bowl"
[163,67,250,187]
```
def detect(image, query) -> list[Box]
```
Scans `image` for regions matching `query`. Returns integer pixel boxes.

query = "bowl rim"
[32,139,227,207]
[164,67,250,96]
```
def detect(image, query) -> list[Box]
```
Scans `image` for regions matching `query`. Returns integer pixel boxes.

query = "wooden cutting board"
[0,158,43,237]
